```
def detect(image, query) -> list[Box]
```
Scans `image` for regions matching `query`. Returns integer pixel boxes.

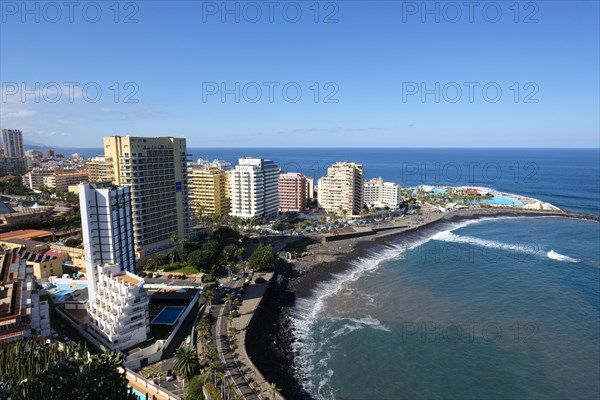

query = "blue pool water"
[479,195,523,206]
[130,387,147,399]
[152,306,185,325]
[52,289,76,302]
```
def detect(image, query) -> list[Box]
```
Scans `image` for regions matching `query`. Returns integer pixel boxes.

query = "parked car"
[175,274,182,279]
[152,272,160,278]
[232,275,240,281]
[167,273,173,279]
[166,370,174,382]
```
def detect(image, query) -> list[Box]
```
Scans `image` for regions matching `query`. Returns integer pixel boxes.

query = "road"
[212,279,260,400]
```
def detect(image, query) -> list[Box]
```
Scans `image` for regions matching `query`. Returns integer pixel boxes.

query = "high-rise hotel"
[79,182,149,350]
[318,162,364,217]
[229,158,279,219]
[189,165,231,218]
[102,136,191,260]
[1,129,26,175]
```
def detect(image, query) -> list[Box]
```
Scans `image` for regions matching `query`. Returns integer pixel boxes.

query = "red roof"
[0,175,16,183]
[44,250,66,258]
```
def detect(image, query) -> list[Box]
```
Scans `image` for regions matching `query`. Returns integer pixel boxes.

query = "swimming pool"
[152,306,185,325]
[478,195,523,206]
[52,289,76,302]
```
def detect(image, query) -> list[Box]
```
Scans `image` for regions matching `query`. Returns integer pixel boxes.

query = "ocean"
[62,147,599,214]
[291,216,600,399]
[60,147,599,398]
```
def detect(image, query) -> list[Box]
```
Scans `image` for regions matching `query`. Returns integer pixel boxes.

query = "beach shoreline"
[245,208,599,400]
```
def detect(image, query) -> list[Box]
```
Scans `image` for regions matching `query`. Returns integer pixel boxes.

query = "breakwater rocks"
[246,268,309,400]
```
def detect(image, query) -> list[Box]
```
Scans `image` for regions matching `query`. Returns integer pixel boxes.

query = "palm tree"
[201,288,215,309]
[268,383,279,400]
[223,293,234,311]
[173,345,200,381]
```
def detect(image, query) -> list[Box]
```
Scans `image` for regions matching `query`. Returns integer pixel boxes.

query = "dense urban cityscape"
[3,127,596,400]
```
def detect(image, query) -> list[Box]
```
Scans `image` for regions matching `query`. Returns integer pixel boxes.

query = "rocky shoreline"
[245,209,599,400]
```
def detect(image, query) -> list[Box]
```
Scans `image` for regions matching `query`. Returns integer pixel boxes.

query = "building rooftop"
[0,230,53,241]
[0,202,15,215]
[115,273,143,287]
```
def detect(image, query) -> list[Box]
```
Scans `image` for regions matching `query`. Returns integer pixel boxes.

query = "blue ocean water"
[56,147,599,397]
[292,217,600,400]
[59,147,600,215]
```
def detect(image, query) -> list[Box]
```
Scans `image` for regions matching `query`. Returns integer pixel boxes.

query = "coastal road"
[213,282,260,400]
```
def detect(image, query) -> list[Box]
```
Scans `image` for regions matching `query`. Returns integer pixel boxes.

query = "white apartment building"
[103,136,191,259]
[229,158,279,219]
[79,183,136,280]
[317,162,364,217]
[86,263,149,351]
[364,178,403,208]
[79,183,148,350]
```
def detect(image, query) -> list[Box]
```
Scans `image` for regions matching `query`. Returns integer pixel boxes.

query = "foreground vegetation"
[0,341,137,400]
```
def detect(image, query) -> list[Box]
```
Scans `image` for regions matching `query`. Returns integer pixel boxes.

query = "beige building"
[85,156,114,182]
[23,166,63,190]
[103,136,191,259]
[317,162,364,217]
[189,166,230,218]
[43,172,89,192]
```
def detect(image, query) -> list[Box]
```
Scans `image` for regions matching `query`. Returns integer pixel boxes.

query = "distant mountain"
[24,140,48,149]
[0,138,48,150]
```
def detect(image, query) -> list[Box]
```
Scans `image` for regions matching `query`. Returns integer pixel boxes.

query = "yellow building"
[189,166,230,218]
[85,156,114,182]
[16,248,68,279]
[103,136,191,259]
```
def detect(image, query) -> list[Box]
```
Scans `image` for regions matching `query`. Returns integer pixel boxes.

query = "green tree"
[186,375,205,400]
[223,293,234,311]
[221,244,238,265]
[173,345,200,381]
[0,176,31,196]
[249,245,277,271]
[188,249,214,273]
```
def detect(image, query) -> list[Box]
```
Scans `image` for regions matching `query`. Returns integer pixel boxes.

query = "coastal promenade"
[213,272,284,400]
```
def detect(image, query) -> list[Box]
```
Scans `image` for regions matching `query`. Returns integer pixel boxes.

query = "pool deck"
[125,368,180,400]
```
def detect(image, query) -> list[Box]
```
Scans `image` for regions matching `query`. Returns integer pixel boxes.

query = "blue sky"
[1,1,598,148]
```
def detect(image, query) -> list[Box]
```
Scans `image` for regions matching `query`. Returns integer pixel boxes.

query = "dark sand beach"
[245,208,599,400]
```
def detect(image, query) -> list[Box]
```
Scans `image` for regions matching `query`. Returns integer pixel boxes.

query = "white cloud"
[0,108,36,118]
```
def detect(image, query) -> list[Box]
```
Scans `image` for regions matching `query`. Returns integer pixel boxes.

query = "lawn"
[163,266,201,275]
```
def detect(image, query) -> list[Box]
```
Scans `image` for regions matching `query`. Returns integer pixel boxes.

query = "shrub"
[249,245,277,271]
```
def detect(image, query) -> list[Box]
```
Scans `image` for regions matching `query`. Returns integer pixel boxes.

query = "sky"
[0,0,599,148]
